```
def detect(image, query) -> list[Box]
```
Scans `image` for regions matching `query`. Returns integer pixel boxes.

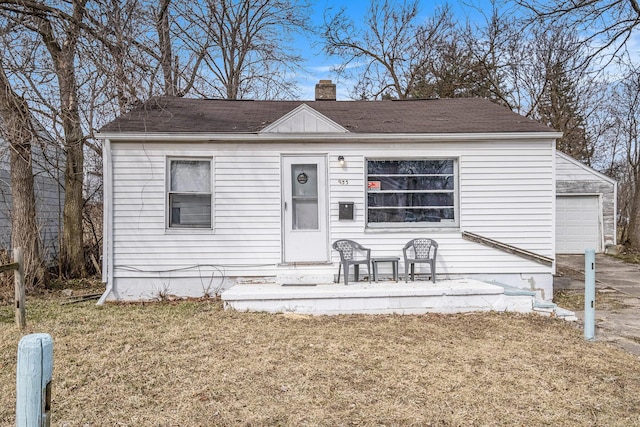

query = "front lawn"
[1,297,639,426]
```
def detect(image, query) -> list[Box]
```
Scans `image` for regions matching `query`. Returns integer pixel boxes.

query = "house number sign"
[338,179,349,185]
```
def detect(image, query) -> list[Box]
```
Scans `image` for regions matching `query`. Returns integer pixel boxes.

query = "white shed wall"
[108,138,555,300]
[555,152,617,250]
[555,153,615,183]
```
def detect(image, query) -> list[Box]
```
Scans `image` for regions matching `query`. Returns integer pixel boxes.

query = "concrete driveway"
[555,254,640,357]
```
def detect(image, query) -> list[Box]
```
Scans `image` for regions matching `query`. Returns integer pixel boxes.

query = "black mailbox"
[339,202,354,220]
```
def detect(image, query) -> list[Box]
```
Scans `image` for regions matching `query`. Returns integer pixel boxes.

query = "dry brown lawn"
[553,288,633,312]
[2,295,640,426]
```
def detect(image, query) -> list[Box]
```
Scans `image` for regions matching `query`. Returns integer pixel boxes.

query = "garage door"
[556,195,600,254]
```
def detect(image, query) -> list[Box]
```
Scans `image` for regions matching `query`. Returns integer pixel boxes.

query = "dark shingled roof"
[99,97,555,134]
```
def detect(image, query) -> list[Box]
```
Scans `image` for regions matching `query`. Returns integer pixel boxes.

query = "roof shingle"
[99,97,555,134]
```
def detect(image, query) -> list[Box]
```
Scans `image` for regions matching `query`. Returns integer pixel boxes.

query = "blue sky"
[295,0,494,99]
[295,0,640,100]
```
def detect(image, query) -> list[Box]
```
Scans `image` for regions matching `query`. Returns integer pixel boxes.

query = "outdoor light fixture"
[338,155,345,166]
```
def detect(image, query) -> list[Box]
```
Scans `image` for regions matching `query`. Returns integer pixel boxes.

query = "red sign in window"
[367,181,381,191]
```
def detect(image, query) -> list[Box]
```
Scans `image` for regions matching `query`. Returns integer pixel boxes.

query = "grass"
[2,295,640,426]
[613,247,640,264]
[553,289,632,312]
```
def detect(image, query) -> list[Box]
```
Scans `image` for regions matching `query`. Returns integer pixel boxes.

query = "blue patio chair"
[332,239,372,286]
[403,238,438,283]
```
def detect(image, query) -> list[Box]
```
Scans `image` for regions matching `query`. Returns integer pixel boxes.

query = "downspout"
[98,138,113,305]
[551,139,557,276]
[613,180,618,246]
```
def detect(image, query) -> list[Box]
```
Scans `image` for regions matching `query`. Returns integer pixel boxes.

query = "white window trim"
[365,157,459,229]
[166,157,213,231]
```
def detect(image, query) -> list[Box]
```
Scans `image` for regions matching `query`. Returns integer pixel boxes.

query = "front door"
[282,155,329,263]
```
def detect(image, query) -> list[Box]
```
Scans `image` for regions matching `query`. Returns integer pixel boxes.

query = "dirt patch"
[554,288,633,312]
[2,297,640,426]
[613,247,640,264]
[554,253,640,358]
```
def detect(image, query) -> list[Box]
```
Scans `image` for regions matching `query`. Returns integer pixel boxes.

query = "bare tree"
[37,2,87,278]
[322,0,455,99]
[0,0,88,277]
[156,0,175,96]
[515,0,640,65]
[153,0,211,97]
[610,68,640,248]
[83,0,158,114]
[458,13,602,165]
[194,0,311,99]
[85,0,311,104]
[461,4,528,110]
[524,25,595,163]
[410,19,507,101]
[0,60,44,286]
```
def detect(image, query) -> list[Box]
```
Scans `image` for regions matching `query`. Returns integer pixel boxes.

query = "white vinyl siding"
[108,138,555,298]
[111,144,282,280]
[556,154,603,181]
[328,141,554,275]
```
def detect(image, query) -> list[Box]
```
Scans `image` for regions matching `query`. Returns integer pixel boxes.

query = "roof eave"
[98,131,563,142]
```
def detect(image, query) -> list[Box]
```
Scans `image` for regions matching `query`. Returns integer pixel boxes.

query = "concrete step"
[492,282,537,297]
[533,302,578,321]
[222,278,535,315]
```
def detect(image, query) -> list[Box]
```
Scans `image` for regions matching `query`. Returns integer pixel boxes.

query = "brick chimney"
[315,80,336,101]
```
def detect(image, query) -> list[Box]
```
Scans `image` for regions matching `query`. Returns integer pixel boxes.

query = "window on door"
[366,159,458,227]
[291,163,319,230]
[167,158,212,228]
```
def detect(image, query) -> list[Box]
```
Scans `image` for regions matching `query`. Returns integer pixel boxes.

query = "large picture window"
[168,159,212,228]
[366,159,457,227]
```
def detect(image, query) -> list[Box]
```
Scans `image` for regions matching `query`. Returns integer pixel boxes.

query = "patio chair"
[403,238,438,283]
[332,239,372,286]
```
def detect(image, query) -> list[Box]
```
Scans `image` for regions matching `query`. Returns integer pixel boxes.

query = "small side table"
[371,257,400,282]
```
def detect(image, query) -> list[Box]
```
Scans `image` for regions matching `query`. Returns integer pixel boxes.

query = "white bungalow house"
[98,81,570,314]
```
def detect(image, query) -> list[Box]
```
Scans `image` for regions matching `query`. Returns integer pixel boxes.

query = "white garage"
[556,195,600,253]
[555,152,617,254]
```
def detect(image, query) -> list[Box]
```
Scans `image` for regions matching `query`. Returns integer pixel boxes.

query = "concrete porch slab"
[221,278,534,315]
